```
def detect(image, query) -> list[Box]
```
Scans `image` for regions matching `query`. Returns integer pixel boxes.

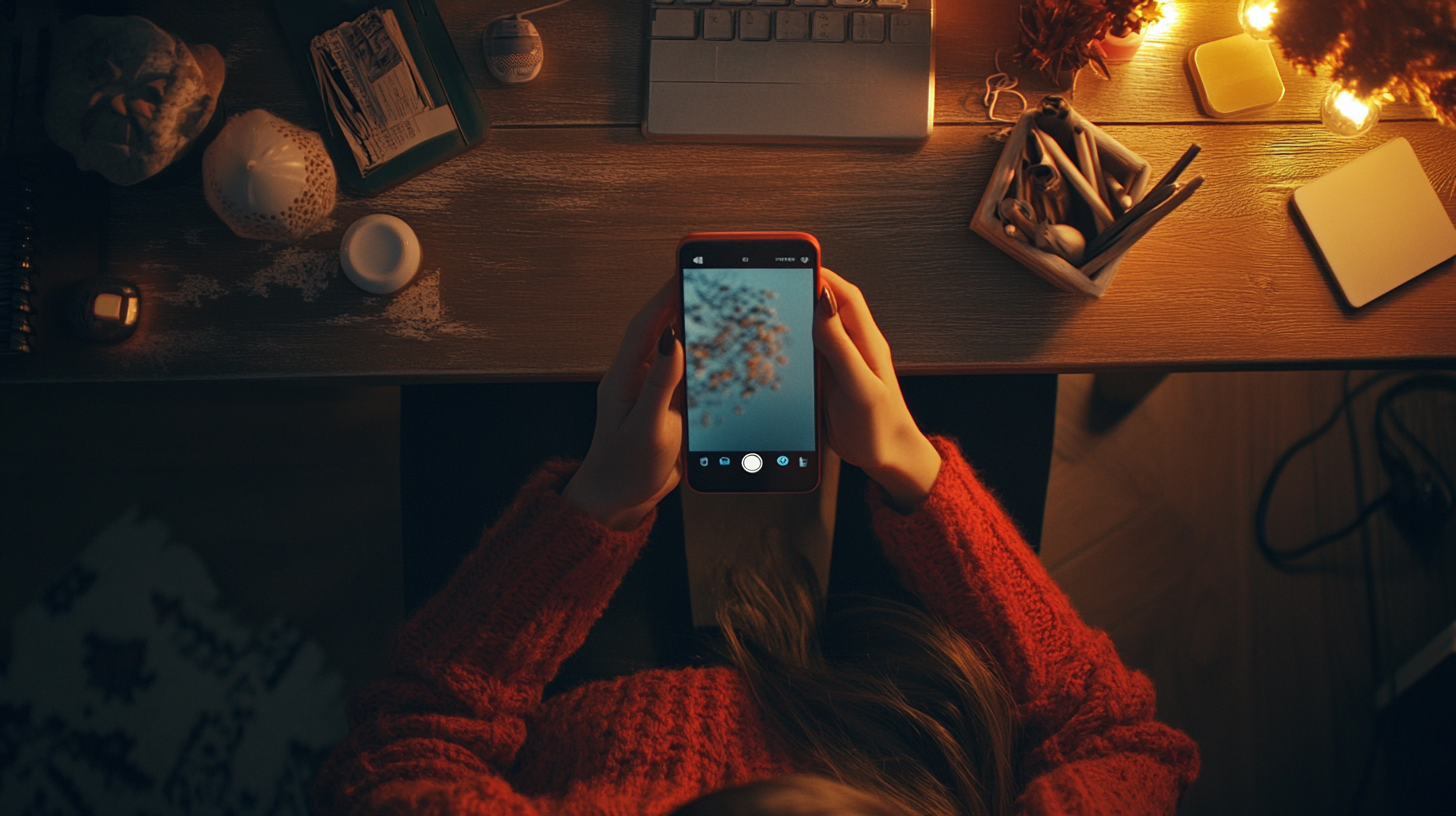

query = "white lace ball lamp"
[202,109,336,242]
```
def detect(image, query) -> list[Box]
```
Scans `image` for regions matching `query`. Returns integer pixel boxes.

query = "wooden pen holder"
[970,109,1152,297]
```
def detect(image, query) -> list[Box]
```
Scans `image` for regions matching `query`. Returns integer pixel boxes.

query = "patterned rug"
[0,511,346,815]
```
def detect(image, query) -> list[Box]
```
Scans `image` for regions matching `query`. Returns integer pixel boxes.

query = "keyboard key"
[776,10,810,39]
[812,11,846,41]
[794,0,829,5]
[833,0,871,6]
[851,12,884,41]
[682,0,712,4]
[720,0,752,4]
[755,0,790,5]
[874,0,907,6]
[704,9,735,39]
[889,12,930,43]
[651,8,697,38]
[740,8,771,39]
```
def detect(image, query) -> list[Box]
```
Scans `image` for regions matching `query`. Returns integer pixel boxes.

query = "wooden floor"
[0,383,403,695]
[1044,371,1456,816]
[1,372,1452,812]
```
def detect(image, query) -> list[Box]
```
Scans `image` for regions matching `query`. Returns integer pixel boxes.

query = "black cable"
[1344,370,1381,816]
[1253,371,1456,814]
[1374,376,1456,542]
[1254,371,1402,572]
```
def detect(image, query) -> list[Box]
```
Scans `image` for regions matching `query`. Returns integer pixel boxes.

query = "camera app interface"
[682,266,816,458]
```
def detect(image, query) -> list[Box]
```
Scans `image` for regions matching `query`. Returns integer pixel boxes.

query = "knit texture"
[313,439,1199,816]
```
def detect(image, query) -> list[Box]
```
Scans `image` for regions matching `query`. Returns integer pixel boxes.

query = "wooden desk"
[9,0,1456,383]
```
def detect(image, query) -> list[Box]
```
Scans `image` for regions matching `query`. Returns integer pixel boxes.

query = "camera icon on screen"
[719,457,730,466]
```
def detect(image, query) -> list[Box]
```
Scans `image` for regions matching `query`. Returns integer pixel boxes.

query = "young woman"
[312,270,1199,816]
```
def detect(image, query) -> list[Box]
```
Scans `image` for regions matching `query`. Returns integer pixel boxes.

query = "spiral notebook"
[1,160,36,355]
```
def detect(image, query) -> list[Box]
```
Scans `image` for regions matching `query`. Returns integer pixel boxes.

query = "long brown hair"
[716,549,1018,816]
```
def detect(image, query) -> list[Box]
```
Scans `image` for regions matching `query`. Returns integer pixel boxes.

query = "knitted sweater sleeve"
[312,460,655,816]
[867,436,1199,816]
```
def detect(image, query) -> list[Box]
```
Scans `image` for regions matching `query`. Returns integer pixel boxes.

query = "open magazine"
[309,8,458,176]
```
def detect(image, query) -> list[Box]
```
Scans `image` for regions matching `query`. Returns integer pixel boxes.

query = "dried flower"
[1273,0,1456,127]
[1106,0,1162,36]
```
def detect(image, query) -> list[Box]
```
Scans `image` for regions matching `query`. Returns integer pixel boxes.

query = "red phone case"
[676,232,824,494]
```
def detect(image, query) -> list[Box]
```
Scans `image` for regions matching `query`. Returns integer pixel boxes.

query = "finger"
[819,268,895,381]
[817,356,841,451]
[635,325,685,421]
[813,284,881,400]
[601,275,680,400]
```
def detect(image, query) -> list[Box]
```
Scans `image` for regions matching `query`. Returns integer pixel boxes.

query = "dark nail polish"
[820,286,838,317]
[658,324,675,355]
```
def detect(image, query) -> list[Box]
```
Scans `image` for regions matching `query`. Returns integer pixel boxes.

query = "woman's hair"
[671,774,913,816]
[713,548,1019,816]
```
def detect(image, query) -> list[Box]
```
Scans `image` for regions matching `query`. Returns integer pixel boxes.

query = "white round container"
[339,214,421,295]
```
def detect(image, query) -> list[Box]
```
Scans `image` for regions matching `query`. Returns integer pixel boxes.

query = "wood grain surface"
[8,0,1456,383]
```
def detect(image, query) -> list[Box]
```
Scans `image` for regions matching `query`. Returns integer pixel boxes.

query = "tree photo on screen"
[684,275,790,431]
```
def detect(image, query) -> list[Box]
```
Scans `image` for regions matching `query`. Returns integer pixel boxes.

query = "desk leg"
[1091,371,1170,430]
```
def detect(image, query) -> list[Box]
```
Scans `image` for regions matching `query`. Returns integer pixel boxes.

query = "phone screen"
[680,235,820,493]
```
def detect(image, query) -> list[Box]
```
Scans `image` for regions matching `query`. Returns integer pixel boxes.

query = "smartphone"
[678,232,822,493]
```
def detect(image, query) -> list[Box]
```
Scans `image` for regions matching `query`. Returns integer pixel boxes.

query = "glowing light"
[1244,5,1274,31]
[1239,0,1279,40]
[1321,85,1383,137]
[92,293,122,320]
[1146,2,1180,40]
[1333,91,1370,128]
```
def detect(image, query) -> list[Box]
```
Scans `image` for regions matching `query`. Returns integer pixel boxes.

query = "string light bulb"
[1239,0,1279,40]
[1145,1,1180,40]
[1320,84,1383,137]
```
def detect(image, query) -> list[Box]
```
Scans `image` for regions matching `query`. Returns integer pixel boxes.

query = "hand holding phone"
[813,268,942,510]
[562,276,685,530]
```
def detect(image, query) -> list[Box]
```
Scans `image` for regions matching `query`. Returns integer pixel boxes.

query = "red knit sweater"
[314,437,1199,816]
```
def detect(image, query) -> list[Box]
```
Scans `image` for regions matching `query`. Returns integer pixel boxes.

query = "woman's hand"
[813,268,941,510]
[561,276,685,530]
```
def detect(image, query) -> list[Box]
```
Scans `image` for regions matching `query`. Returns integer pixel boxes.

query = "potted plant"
[1101,0,1164,63]
[1014,0,1165,81]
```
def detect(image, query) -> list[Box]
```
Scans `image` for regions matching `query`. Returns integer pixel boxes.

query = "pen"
[1150,143,1201,193]
[1082,179,1179,259]
[1082,176,1205,271]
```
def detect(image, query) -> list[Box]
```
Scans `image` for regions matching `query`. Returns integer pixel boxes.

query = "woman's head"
[671,775,912,816]
[714,550,1019,816]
